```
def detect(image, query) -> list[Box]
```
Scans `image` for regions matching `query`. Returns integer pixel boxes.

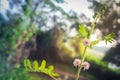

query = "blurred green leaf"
[79,24,87,37]
[48,65,54,72]
[39,60,46,71]
[43,68,49,74]
[23,59,59,79]
[102,32,115,44]
[89,40,99,48]
[24,59,32,71]
[93,12,97,19]
[51,73,60,77]
[91,40,99,45]
[79,24,90,38]
[33,60,39,71]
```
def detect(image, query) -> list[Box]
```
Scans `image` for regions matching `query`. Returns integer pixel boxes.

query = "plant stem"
[75,46,87,80]
[75,17,96,80]
[89,14,100,39]
[51,76,57,80]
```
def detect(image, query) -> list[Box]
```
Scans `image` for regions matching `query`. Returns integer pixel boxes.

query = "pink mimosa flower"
[83,38,91,46]
[73,59,81,67]
[73,59,90,70]
[82,61,90,70]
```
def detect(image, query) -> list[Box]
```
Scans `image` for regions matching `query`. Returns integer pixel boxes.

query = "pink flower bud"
[73,59,81,67]
[83,38,91,46]
[82,61,90,70]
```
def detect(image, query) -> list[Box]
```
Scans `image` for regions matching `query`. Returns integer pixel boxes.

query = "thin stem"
[51,76,57,80]
[89,14,100,38]
[75,46,87,80]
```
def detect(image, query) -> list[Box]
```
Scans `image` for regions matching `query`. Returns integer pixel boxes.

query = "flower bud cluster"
[73,58,90,70]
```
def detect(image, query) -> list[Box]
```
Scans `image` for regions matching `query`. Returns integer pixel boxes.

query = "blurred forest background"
[0,0,120,80]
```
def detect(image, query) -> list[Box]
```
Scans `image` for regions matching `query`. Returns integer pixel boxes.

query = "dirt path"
[54,68,90,80]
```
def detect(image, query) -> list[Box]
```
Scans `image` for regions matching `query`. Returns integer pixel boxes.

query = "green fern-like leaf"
[102,33,115,44]
[23,59,59,79]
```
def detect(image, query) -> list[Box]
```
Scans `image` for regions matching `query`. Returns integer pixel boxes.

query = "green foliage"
[78,24,90,38]
[91,40,99,45]
[93,6,107,20]
[75,7,116,80]
[0,68,29,80]
[0,67,47,80]
[24,59,32,71]
[87,55,120,75]
[39,60,46,71]
[24,59,59,80]
[33,60,39,71]
[89,40,99,48]
[0,0,69,80]
[102,32,115,44]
